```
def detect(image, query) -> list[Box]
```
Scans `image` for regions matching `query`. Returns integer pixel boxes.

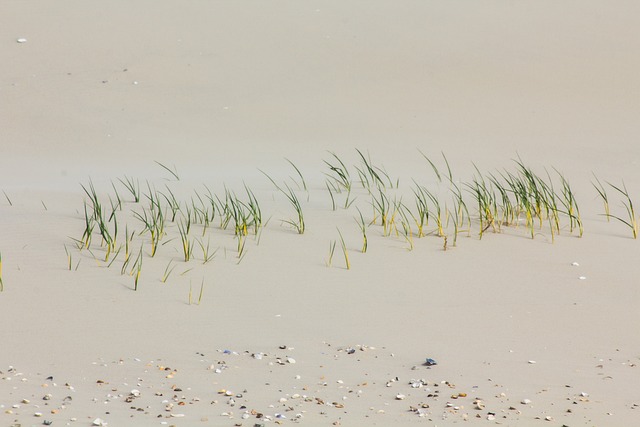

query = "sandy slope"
[2,1,640,426]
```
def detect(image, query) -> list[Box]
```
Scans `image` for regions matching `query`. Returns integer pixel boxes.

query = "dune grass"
[64,155,640,298]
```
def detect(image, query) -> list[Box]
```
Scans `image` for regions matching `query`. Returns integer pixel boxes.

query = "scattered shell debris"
[0,344,636,425]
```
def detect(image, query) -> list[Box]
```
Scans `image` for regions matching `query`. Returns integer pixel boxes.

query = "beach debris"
[521,398,532,405]
[528,360,537,364]
[579,276,587,280]
[395,393,406,400]
[92,418,106,426]
[424,358,437,366]
[409,379,428,388]
[571,262,580,266]
[16,38,27,43]
[473,399,485,410]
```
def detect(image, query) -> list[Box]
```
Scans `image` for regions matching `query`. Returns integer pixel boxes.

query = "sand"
[1,1,640,426]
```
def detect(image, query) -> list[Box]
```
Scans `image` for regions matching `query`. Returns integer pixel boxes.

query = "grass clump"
[607,181,638,238]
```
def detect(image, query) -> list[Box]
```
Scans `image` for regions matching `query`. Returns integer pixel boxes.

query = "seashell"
[528,360,537,364]
[130,389,140,397]
[34,412,43,417]
[170,413,185,417]
[43,394,52,400]
[521,398,532,405]
[579,276,586,280]
[17,38,27,43]
[395,394,406,400]
[92,418,105,426]
[474,400,485,410]
[571,262,580,266]
[286,357,296,364]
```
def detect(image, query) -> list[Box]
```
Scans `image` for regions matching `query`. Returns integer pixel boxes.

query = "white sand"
[1,1,639,426]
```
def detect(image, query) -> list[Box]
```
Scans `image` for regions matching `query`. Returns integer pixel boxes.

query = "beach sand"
[1,1,639,426]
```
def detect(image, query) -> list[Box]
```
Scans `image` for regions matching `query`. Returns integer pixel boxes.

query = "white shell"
[521,398,532,404]
[17,38,27,43]
[395,393,406,400]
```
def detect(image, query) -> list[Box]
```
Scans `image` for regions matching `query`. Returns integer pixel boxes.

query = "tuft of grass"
[326,240,337,267]
[324,152,353,208]
[556,169,582,237]
[198,278,205,305]
[262,170,305,234]
[607,180,638,239]
[197,237,217,264]
[118,176,140,202]
[178,219,194,261]
[355,208,368,253]
[133,245,143,291]
[355,149,395,190]
[155,160,180,181]
[336,228,350,270]
[592,174,610,221]
[161,259,177,283]
[370,188,390,233]
[285,158,308,192]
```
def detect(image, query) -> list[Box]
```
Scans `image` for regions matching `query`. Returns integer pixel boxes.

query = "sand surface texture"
[2,1,640,426]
